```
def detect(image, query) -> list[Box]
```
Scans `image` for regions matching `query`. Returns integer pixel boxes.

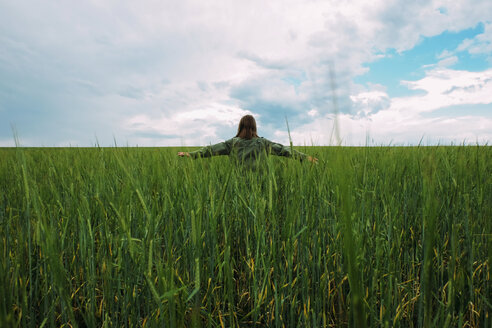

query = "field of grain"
[0,146,490,327]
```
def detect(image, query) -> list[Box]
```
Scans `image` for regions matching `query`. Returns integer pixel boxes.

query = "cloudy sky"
[1,0,491,146]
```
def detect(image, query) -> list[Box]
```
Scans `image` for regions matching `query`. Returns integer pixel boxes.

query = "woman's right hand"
[307,156,318,163]
[177,152,191,157]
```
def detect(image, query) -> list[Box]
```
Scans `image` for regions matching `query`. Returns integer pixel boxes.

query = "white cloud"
[350,90,390,116]
[1,0,491,146]
[0,139,15,147]
[307,109,319,117]
[437,55,459,67]
[285,67,492,146]
[285,109,492,146]
[395,68,492,113]
[124,103,253,146]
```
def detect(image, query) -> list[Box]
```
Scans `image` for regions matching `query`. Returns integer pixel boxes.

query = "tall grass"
[0,145,490,327]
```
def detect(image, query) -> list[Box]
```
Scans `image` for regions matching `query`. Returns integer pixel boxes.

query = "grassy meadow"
[0,145,490,327]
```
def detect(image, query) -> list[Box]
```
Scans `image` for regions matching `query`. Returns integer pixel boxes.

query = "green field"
[0,146,490,327]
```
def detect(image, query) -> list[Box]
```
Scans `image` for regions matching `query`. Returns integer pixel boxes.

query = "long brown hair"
[235,115,259,139]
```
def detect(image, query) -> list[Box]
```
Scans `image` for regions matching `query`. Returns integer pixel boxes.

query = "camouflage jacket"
[189,137,307,162]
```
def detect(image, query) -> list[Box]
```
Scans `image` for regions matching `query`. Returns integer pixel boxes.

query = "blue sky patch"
[355,23,487,97]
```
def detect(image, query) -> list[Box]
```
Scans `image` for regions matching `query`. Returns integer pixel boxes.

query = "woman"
[178,115,318,163]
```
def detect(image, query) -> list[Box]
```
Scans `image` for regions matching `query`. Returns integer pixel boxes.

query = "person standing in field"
[177,115,318,164]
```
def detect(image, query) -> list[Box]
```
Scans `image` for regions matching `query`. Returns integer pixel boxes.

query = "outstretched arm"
[177,139,233,159]
[268,141,318,163]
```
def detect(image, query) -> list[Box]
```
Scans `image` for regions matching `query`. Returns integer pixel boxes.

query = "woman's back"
[231,137,267,162]
[189,137,306,163]
[177,114,317,164]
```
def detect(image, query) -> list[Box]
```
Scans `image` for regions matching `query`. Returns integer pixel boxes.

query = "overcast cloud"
[1,0,491,146]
